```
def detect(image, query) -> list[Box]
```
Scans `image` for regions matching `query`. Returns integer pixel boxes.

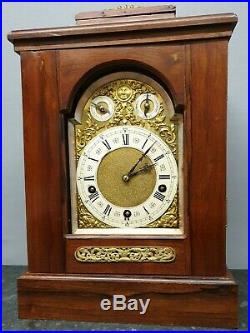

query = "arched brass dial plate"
[69,72,184,235]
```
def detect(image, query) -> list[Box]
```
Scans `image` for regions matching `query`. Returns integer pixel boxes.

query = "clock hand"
[126,141,156,177]
[144,93,150,117]
[91,102,110,114]
[130,163,156,177]
[123,163,156,182]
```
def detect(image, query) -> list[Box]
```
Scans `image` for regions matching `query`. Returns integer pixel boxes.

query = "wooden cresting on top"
[75,4,176,25]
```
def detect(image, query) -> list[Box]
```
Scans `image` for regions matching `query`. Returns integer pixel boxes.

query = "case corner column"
[20,50,66,273]
[189,39,228,276]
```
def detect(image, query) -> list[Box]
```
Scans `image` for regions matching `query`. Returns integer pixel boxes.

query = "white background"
[2,2,248,268]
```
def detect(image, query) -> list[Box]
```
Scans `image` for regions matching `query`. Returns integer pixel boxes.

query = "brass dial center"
[97,147,156,207]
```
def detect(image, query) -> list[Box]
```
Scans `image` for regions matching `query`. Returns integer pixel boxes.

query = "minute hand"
[127,141,156,176]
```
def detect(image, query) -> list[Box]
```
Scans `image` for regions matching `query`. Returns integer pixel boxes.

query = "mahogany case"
[8,6,238,328]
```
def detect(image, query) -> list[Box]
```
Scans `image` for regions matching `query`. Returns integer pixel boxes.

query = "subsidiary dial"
[134,93,160,119]
[90,96,114,121]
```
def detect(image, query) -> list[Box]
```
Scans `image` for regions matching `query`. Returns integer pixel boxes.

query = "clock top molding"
[8,4,237,53]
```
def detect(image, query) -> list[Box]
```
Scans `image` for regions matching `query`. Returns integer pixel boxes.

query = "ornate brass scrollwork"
[75,246,176,263]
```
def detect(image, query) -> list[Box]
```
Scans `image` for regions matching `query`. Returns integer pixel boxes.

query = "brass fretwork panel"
[74,246,176,263]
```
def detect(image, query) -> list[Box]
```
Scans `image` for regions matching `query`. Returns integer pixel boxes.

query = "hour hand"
[127,141,156,176]
[130,163,156,177]
[123,163,156,182]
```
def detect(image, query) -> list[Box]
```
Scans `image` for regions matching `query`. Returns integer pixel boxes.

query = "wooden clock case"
[8,5,238,328]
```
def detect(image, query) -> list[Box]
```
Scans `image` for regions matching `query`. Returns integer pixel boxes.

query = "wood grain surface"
[17,271,238,328]
[57,44,185,111]
[189,40,228,276]
[65,238,190,276]
[75,5,176,21]
[20,51,66,273]
[8,14,237,52]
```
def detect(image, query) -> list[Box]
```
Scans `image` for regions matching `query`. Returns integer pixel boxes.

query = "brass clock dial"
[69,72,183,235]
[76,126,178,228]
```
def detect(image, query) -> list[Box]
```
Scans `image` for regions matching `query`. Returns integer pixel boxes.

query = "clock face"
[76,125,178,228]
[69,72,183,234]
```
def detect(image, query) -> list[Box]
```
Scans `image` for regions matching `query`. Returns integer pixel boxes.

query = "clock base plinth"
[17,271,238,328]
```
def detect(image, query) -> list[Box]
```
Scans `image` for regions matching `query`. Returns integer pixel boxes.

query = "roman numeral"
[143,206,150,215]
[154,154,164,162]
[122,134,129,145]
[159,175,170,179]
[102,140,111,150]
[83,176,94,181]
[153,191,165,201]
[88,157,98,162]
[88,192,99,202]
[103,204,112,216]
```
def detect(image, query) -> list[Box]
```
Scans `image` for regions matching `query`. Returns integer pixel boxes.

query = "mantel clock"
[8,4,238,328]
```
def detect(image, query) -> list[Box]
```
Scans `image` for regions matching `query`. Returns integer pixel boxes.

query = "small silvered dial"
[134,93,160,119]
[90,96,114,121]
